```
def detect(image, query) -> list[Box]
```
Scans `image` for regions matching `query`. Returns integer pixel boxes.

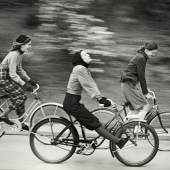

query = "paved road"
[0,135,169,170]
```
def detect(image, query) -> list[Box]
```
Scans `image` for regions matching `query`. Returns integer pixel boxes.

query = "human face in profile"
[21,41,31,53]
[80,50,92,64]
[145,49,158,58]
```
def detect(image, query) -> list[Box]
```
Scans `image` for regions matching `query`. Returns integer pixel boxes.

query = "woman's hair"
[11,34,31,54]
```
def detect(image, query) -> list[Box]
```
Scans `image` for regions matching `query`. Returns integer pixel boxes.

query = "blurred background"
[0,0,170,110]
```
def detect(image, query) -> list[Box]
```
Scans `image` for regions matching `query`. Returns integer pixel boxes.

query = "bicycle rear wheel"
[149,111,170,151]
[30,117,79,163]
[110,121,159,167]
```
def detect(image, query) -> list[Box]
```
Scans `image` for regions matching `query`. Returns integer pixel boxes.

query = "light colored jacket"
[1,51,30,85]
[67,65,101,99]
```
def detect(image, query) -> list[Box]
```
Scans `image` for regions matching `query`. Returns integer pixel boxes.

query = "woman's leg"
[96,125,120,143]
[121,82,151,120]
[1,80,27,122]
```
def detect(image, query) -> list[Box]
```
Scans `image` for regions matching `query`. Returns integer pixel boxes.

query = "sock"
[95,126,120,143]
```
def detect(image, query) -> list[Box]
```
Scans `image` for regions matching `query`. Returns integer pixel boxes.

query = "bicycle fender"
[29,102,63,122]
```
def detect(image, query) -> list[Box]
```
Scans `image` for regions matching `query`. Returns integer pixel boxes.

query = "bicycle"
[29,107,159,166]
[90,90,170,151]
[0,84,65,137]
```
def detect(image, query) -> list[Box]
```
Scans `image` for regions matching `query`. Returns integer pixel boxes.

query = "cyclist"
[120,41,158,120]
[63,50,129,149]
[0,34,37,130]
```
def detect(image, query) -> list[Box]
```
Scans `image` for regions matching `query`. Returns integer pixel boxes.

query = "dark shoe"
[22,123,29,131]
[0,117,14,125]
[117,136,130,149]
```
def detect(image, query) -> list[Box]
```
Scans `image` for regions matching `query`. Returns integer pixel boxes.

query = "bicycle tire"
[0,105,5,137]
[30,117,79,163]
[148,111,170,151]
[0,120,5,138]
[29,103,68,127]
[110,121,159,167]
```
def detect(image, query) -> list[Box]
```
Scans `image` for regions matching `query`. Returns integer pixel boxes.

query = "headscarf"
[11,34,31,54]
[72,50,89,68]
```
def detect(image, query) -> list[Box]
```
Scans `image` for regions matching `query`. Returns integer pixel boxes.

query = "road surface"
[0,135,169,170]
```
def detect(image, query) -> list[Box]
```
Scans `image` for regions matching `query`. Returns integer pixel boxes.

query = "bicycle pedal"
[77,147,95,155]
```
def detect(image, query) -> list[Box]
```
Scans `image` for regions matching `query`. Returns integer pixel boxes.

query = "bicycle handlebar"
[148,89,158,106]
[32,84,40,94]
[148,89,156,99]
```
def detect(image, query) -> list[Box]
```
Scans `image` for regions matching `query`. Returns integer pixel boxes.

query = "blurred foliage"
[0,0,170,108]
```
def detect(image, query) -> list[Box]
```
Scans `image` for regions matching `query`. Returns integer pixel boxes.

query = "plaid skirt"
[0,65,27,114]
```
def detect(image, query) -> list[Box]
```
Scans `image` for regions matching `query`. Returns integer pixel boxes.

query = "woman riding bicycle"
[0,34,37,130]
[120,41,158,120]
[63,50,129,149]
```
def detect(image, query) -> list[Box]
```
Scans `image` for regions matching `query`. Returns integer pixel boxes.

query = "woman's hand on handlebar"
[29,79,37,87]
[32,83,40,94]
[98,97,117,107]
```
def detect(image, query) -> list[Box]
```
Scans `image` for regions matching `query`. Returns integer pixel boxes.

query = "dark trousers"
[63,93,101,130]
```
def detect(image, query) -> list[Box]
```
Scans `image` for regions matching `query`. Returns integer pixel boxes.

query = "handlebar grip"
[32,84,39,94]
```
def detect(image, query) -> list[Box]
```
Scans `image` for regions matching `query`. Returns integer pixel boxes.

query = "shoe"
[21,123,29,131]
[117,136,130,149]
[0,117,14,125]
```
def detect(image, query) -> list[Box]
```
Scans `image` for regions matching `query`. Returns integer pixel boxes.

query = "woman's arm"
[77,66,102,99]
[17,62,30,82]
[8,53,26,86]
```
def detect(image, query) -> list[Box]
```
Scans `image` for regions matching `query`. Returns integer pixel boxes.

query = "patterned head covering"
[12,34,31,46]
[72,50,89,68]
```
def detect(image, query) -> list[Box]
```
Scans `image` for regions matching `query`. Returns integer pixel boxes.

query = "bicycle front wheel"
[30,103,68,127]
[110,121,159,167]
[149,111,170,151]
[30,117,78,163]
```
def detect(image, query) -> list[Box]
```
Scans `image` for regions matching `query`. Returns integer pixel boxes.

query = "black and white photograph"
[0,0,170,170]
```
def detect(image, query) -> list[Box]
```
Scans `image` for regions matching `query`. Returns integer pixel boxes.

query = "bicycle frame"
[54,110,124,149]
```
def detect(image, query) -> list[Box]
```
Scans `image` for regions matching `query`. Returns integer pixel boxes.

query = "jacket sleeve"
[77,67,102,99]
[8,53,26,86]
[136,57,148,95]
